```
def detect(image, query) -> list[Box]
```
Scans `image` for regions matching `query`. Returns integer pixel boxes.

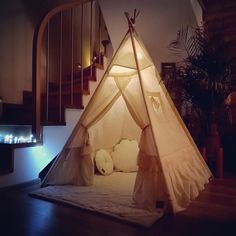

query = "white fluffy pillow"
[111,139,139,172]
[95,149,114,176]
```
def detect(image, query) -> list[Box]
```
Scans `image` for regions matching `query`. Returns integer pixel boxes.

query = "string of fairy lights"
[0,133,37,144]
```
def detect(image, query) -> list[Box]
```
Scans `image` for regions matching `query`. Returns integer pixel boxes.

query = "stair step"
[40,103,65,122]
[41,121,66,126]
[6,58,104,126]
[23,88,85,122]
[65,62,98,80]
[58,79,90,92]
[0,103,68,126]
[41,94,83,108]
[1,103,33,124]
[23,91,33,105]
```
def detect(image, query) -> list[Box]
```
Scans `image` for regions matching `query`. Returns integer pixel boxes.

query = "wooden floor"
[0,176,236,236]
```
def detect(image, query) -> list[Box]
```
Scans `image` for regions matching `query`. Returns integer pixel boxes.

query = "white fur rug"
[30,172,163,227]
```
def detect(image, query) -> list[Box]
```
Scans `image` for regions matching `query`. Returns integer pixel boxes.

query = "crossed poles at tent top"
[125,9,140,30]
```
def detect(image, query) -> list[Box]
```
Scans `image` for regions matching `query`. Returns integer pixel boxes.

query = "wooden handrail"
[32,0,90,140]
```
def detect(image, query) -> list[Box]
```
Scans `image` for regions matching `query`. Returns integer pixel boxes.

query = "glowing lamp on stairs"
[76,63,82,69]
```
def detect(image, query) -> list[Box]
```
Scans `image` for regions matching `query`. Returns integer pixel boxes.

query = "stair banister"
[80,4,84,96]
[32,0,90,140]
[59,11,63,122]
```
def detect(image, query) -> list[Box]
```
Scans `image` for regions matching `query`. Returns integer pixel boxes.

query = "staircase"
[0,56,107,174]
[0,0,110,128]
[0,58,103,125]
[0,0,111,174]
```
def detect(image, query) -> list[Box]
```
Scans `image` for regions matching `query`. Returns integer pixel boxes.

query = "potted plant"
[169,24,231,135]
[169,24,232,176]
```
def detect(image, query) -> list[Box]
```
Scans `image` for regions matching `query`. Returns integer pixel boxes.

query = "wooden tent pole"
[125,11,174,214]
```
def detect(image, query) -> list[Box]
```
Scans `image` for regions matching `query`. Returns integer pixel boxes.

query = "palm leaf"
[169,25,192,57]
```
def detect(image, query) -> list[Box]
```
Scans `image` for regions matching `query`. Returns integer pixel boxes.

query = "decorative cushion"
[95,149,114,176]
[111,139,139,172]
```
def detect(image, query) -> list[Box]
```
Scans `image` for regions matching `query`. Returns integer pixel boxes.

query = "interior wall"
[0,1,33,104]
[98,0,198,70]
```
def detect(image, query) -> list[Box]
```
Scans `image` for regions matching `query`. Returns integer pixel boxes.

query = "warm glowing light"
[137,52,143,60]
[84,49,91,68]
[109,65,136,76]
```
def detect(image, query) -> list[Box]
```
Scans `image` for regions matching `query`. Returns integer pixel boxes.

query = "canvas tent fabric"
[42,21,212,214]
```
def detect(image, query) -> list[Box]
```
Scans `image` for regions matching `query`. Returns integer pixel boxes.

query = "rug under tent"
[30,171,163,228]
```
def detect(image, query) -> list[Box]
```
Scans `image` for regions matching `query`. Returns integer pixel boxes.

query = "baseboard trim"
[0,178,41,192]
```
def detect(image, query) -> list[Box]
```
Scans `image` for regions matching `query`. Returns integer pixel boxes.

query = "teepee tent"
[41,12,212,214]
